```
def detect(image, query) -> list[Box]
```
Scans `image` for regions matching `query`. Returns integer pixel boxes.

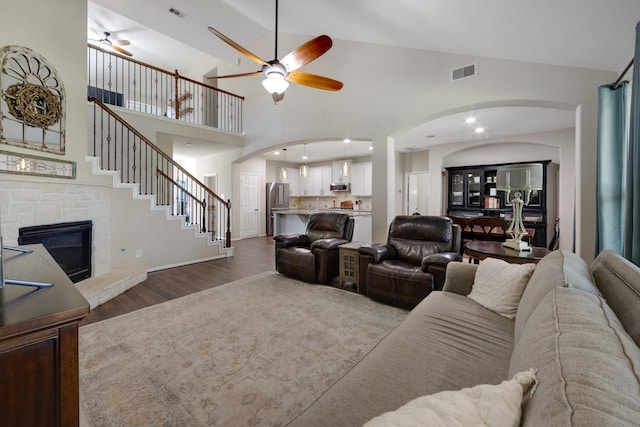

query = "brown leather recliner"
[358,215,462,309]
[274,212,354,284]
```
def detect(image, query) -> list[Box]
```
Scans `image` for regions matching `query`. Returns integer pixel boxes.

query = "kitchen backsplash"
[290,194,372,211]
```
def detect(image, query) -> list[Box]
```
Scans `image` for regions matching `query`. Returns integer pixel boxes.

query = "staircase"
[82,97,234,308]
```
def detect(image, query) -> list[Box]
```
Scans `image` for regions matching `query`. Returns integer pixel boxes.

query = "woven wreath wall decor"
[7,82,62,128]
[0,45,65,154]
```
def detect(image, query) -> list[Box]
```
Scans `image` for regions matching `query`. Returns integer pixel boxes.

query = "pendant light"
[300,144,309,178]
[341,139,350,177]
[279,148,288,181]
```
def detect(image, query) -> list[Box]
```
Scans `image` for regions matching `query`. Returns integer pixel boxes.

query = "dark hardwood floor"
[80,236,276,326]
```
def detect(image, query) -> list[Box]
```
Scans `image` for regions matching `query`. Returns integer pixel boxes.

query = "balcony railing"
[89,96,231,247]
[87,44,244,134]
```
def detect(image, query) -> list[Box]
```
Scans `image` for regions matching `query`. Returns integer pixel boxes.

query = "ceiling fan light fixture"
[262,75,289,95]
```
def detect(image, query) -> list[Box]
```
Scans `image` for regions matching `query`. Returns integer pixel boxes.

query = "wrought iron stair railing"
[87,44,244,134]
[89,96,231,247]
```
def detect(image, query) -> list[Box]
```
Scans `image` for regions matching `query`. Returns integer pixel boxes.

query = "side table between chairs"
[339,241,370,292]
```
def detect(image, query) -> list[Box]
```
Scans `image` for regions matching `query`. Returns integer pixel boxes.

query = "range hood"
[330,183,350,192]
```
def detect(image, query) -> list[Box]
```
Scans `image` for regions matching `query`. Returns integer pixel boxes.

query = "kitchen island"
[273,209,372,242]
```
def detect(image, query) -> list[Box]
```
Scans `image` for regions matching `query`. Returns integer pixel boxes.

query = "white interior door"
[240,173,259,238]
[406,172,429,215]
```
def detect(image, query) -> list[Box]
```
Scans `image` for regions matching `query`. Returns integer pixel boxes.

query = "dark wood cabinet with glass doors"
[446,160,553,248]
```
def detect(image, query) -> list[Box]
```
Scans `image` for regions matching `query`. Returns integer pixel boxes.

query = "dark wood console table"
[0,244,90,427]
[464,240,552,264]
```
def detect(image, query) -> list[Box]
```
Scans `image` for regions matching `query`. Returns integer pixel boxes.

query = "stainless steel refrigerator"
[266,182,290,236]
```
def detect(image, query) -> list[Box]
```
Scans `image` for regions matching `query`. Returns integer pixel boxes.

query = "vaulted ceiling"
[88,0,639,160]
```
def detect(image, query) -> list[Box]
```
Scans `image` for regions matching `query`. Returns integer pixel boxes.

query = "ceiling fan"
[88,30,133,57]
[207,0,343,103]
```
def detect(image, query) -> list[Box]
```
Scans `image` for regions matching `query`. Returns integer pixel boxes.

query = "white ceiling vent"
[169,7,185,18]
[451,63,477,82]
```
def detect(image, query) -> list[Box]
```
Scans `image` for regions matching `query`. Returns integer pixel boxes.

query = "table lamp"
[496,163,543,251]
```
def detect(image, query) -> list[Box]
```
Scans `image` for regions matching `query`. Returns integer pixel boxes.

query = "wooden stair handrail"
[89,96,232,247]
[156,169,203,207]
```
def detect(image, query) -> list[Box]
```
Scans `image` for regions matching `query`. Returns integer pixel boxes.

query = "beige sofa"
[287,249,640,426]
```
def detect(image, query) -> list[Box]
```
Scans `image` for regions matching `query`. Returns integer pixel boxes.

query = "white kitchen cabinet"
[321,166,333,195]
[307,166,332,196]
[350,162,372,196]
[287,168,299,196]
[299,174,310,196]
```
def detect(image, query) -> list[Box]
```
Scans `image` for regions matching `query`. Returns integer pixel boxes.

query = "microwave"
[330,182,350,192]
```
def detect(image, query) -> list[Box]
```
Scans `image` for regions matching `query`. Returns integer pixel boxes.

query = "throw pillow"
[468,257,536,319]
[364,370,538,427]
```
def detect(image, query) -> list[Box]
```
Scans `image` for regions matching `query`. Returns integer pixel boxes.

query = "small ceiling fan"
[207,0,343,103]
[88,30,133,57]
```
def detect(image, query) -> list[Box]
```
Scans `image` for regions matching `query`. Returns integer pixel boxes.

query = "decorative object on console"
[496,163,543,251]
[0,207,52,288]
[0,45,65,154]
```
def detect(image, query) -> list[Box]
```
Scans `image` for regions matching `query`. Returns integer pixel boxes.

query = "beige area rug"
[79,272,408,426]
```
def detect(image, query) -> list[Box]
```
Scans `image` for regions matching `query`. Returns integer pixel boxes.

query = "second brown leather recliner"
[358,215,462,309]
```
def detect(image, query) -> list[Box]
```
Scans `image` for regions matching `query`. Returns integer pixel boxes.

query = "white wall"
[218,34,614,259]
[0,0,117,275]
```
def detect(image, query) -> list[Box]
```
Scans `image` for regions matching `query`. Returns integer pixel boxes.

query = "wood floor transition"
[80,236,276,326]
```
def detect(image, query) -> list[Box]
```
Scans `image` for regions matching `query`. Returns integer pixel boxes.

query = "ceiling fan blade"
[281,35,333,72]
[287,71,343,91]
[207,71,262,79]
[208,26,269,67]
[111,45,133,57]
[112,39,130,46]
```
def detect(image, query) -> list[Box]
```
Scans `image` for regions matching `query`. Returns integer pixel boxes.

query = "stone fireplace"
[18,220,92,283]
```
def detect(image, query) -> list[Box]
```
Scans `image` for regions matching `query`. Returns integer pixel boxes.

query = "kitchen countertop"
[274,209,372,216]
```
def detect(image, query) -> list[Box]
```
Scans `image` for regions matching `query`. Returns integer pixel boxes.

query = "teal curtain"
[596,21,640,266]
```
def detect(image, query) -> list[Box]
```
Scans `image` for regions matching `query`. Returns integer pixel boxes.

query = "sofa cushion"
[287,292,514,427]
[509,287,640,426]
[591,249,640,347]
[442,261,478,296]
[364,370,537,427]
[514,249,599,342]
[468,257,535,319]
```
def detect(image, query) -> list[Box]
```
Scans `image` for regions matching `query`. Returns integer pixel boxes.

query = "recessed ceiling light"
[465,117,476,124]
[274,151,280,155]
[474,127,485,133]
[302,155,308,160]
[343,138,351,143]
